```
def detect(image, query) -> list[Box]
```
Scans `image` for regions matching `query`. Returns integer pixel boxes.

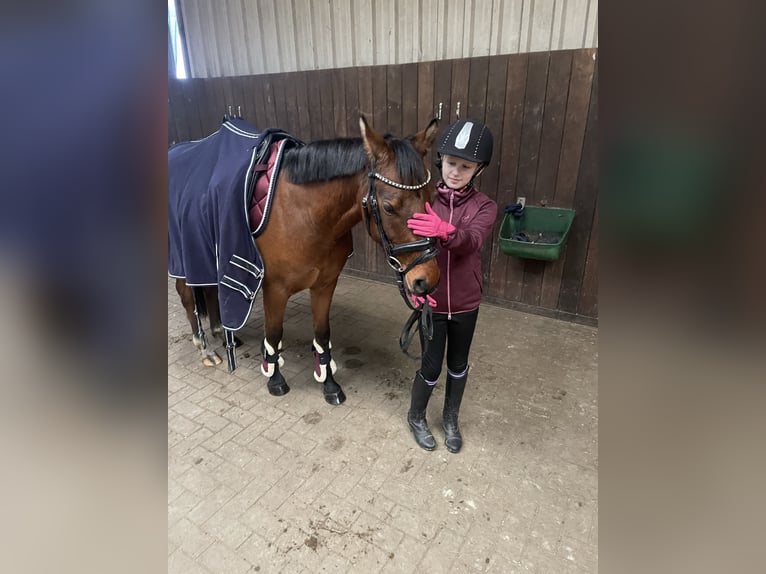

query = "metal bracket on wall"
[437,102,443,121]
[455,101,461,119]
[517,196,526,209]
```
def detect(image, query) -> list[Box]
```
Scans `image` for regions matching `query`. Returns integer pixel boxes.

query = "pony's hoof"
[203,353,222,367]
[324,388,346,406]
[268,374,290,396]
[233,335,244,347]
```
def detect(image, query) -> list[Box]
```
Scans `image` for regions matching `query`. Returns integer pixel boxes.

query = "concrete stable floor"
[168,274,598,573]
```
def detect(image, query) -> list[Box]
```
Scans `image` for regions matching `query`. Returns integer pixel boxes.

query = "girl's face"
[440,154,481,190]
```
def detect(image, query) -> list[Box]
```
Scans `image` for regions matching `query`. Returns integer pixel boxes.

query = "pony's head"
[359,116,441,296]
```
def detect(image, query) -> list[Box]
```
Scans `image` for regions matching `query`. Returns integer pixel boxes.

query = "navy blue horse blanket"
[168,118,299,330]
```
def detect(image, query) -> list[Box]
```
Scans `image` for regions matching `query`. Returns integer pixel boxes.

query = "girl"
[406,119,498,453]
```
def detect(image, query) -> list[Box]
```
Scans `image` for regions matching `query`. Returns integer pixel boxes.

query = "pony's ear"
[410,118,440,158]
[359,116,390,162]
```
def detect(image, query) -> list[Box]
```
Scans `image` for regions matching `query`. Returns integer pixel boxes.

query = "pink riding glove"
[410,293,437,309]
[407,203,455,241]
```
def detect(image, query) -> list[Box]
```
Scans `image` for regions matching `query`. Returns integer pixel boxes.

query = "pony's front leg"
[261,287,289,396]
[310,284,346,406]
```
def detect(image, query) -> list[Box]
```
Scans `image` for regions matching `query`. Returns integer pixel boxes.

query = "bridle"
[363,168,437,275]
[362,167,438,359]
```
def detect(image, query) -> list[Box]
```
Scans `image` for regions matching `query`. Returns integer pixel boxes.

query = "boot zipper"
[447,191,455,320]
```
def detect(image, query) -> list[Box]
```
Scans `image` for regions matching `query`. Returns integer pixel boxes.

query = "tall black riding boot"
[408,371,436,451]
[442,370,468,453]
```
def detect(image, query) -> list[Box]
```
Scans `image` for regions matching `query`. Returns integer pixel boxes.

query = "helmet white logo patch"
[454,122,474,149]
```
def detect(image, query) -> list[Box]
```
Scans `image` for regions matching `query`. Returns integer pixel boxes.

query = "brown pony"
[174,117,440,405]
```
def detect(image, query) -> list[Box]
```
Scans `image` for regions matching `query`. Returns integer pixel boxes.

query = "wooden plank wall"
[168,48,598,324]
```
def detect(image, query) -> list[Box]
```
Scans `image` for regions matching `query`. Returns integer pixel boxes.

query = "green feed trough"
[499,206,575,261]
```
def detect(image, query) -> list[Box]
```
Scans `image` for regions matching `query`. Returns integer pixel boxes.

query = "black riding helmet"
[436,119,493,166]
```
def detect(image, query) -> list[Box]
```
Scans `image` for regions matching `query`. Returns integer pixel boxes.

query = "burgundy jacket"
[430,182,498,316]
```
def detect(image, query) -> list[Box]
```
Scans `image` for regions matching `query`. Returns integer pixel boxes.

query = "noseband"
[362,168,437,359]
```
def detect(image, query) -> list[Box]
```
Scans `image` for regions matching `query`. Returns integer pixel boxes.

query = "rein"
[362,169,437,360]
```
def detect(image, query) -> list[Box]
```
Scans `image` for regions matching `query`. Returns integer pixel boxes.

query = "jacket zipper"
[447,191,455,320]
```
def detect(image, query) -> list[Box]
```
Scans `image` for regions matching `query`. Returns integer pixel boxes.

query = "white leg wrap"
[261,339,284,377]
[312,339,338,382]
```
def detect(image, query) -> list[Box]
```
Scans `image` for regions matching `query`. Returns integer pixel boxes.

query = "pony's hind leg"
[175,280,222,367]
[310,282,346,406]
[261,286,289,396]
[202,287,243,348]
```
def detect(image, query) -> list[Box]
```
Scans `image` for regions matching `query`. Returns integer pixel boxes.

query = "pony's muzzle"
[404,258,440,295]
[410,277,433,295]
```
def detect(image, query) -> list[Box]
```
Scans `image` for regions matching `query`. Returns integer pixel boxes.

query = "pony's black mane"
[282,135,426,185]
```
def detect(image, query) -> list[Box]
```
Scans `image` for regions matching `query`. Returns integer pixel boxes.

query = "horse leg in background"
[260,286,289,396]
[175,279,222,366]
[310,281,346,406]
[202,287,243,348]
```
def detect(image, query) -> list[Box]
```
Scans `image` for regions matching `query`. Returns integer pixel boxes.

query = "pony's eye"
[383,202,395,214]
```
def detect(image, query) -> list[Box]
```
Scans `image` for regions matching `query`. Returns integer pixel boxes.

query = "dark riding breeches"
[419,309,479,382]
